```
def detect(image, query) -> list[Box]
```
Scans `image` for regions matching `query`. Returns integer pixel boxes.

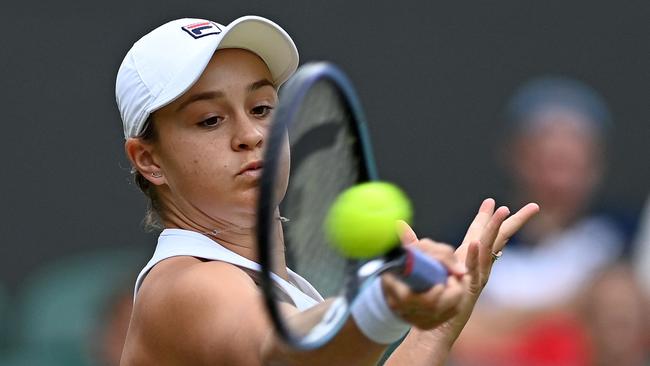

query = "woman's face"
[147,48,289,228]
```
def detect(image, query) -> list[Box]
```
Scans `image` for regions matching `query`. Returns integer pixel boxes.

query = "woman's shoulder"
[125,257,267,364]
[137,256,259,315]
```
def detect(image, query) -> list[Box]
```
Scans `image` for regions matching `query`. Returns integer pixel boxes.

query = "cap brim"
[219,16,299,86]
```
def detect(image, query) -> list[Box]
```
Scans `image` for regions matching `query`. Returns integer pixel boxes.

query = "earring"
[151,171,163,178]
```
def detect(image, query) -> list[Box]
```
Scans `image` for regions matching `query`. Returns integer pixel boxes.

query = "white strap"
[134,229,321,311]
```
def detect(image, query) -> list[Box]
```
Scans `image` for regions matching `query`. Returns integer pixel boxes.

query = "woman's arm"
[123,199,536,366]
[123,242,468,365]
[261,241,470,365]
[385,199,539,365]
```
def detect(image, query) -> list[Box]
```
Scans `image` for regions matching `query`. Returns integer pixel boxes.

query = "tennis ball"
[324,181,413,259]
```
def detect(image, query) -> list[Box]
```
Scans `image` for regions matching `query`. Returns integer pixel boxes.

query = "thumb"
[397,220,418,246]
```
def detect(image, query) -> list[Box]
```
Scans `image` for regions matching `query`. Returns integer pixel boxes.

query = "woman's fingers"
[458,200,539,260]
[493,203,540,252]
[397,220,419,246]
[476,206,510,268]
[434,276,465,313]
[415,239,466,275]
[381,201,539,330]
[381,272,467,330]
[479,206,510,251]
[399,220,466,275]
[464,241,480,288]
[461,198,496,246]
[379,237,471,330]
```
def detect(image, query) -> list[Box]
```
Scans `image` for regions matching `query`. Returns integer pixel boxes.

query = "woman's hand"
[384,199,539,366]
[381,238,469,330]
[457,198,539,297]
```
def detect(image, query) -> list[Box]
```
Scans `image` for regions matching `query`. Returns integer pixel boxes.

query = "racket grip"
[399,247,449,292]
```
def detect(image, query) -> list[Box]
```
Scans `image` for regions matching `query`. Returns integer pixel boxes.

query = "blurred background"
[0,0,648,365]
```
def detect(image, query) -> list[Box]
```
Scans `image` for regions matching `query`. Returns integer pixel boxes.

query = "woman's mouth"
[238,160,263,177]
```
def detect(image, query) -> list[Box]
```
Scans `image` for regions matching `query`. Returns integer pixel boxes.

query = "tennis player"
[116,16,538,365]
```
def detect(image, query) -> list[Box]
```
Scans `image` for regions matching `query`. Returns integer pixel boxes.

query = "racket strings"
[281,80,362,297]
[259,64,375,349]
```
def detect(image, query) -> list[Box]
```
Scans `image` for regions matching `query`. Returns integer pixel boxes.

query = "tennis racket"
[256,62,448,350]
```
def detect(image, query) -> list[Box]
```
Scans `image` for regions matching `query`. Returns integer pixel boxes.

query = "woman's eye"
[199,116,223,127]
[251,105,274,117]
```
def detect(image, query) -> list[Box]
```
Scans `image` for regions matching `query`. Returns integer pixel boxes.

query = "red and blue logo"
[181,21,222,39]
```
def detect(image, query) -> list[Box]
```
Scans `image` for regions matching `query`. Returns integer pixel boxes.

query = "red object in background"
[455,312,592,366]
[507,313,592,366]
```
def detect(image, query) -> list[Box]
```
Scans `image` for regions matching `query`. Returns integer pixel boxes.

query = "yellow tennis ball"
[324,181,413,259]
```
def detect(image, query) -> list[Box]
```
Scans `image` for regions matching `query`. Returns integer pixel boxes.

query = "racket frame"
[257,62,378,349]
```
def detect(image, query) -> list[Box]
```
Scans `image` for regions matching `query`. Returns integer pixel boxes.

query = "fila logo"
[181,21,222,39]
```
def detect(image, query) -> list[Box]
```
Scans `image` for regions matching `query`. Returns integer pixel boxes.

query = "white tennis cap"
[116,16,298,139]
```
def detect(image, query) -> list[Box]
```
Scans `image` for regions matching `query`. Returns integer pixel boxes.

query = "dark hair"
[132,116,164,231]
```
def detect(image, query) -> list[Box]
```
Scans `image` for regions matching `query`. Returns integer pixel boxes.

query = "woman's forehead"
[210,48,273,77]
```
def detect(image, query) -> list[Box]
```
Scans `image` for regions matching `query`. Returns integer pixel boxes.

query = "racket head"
[257,62,378,349]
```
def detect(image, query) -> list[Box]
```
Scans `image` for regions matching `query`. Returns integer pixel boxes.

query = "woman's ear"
[125,138,166,185]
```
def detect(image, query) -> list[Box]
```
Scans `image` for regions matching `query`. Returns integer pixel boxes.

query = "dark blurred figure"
[0,248,143,366]
[452,76,629,366]
[579,264,650,366]
[633,195,650,295]
[92,284,133,366]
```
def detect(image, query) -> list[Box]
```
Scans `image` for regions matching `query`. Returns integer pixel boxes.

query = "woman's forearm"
[383,326,454,366]
[384,294,480,366]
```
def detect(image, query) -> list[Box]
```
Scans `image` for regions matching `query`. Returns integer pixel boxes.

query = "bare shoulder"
[121,257,270,366]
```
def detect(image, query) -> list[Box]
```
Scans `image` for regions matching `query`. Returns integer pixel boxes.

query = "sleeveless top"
[134,228,323,311]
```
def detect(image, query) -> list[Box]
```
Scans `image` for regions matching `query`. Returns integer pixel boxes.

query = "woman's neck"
[160,204,290,280]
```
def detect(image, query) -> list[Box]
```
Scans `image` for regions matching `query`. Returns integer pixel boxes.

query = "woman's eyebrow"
[247,78,275,93]
[175,79,274,112]
[176,91,224,112]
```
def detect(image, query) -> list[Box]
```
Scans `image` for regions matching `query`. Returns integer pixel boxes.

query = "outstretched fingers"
[461,198,495,246]
[464,241,483,294]
[493,203,540,253]
[477,206,510,268]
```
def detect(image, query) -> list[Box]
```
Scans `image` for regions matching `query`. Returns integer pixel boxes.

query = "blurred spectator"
[0,247,143,366]
[633,194,650,295]
[452,76,630,366]
[578,264,650,366]
[92,284,134,366]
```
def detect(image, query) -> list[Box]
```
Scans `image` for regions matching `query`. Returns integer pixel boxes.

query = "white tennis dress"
[134,228,322,311]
